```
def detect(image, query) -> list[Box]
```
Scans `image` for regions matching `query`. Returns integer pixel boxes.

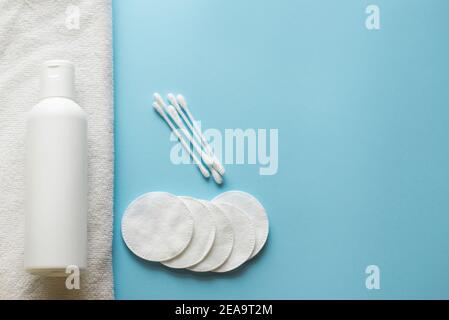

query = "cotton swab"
[154,93,167,110]
[156,93,212,167]
[167,94,225,176]
[211,168,223,185]
[155,92,224,184]
[166,105,214,168]
[157,94,209,166]
[167,93,205,149]
[175,94,225,176]
[166,105,223,185]
[167,93,194,130]
[153,102,210,179]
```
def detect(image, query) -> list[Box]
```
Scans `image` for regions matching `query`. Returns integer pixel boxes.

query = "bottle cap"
[40,60,75,100]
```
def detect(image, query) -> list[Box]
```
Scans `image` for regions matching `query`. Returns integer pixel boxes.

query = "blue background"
[113,0,449,299]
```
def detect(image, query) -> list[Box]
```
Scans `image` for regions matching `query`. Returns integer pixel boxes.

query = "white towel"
[0,0,114,299]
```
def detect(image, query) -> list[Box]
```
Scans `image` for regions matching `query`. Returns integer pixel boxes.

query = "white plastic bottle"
[25,60,87,277]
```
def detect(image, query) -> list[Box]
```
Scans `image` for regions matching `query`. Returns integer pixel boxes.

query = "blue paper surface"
[113,0,449,299]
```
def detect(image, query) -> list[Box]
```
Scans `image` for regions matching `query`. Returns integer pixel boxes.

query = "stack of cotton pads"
[121,191,269,273]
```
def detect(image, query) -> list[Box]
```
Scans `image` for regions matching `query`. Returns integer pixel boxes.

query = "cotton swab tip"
[167,105,181,123]
[211,169,223,185]
[153,92,166,108]
[212,158,225,175]
[167,93,180,108]
[176,94,187,109]
[152,101,164,116]
[199,165,211,179]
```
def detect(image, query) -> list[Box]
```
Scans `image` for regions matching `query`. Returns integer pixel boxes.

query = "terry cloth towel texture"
[0,0,114,299]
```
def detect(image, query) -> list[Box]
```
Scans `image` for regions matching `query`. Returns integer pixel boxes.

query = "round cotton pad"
[188,201,234,272]
[213,191,269,259]
[121,192,194,262]
[162,197,216,269]
[212,203,255,273]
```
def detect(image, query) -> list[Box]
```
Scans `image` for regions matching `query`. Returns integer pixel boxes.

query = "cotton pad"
[213,191,269,259]
[188,201,234,272]
[212,203,255,273]
[162,197,216,269]
[121,192,194,262]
